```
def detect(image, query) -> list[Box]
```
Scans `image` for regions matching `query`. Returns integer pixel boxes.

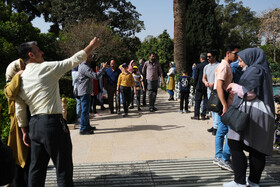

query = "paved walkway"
[70,90,215,164]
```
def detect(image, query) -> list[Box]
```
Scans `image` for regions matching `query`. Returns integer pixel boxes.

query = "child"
[131,66,145,111]
[179,71,191,113]
[117,63,136,117]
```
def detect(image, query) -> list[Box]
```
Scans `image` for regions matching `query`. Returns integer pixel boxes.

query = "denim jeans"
[167,89,174,98]
[215,114,231,161]
[80,94,91,131]
[75,97,81,119]
[136,89,141,108]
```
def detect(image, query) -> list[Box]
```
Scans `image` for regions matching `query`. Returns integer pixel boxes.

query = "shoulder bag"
[221,94,249,133]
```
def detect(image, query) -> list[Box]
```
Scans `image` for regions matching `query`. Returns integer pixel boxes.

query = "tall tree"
[185,0,221,73]
[9,0,144,37]
[218,0,260,50]
[173,0,187,73]
[258,8,280,62]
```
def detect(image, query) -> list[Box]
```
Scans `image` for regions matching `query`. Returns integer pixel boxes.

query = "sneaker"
[87,126,96,130]
[178,110,183,113]
[218,160,233,172]
[153,107,158,111]
[149,108,154,112]
[213,157,221,165]
[123,113,128,117]
[191,116,199,120]
[223,181,246,187]
[129,105,134,109]
[246,177,260,187]
[185,110,191,113]
[138,108,142,111]
[117,110,121,114]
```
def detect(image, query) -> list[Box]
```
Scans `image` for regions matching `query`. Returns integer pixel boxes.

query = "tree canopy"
[6,0,144,37]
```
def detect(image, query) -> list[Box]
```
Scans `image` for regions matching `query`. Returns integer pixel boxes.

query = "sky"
[31,0,280,41]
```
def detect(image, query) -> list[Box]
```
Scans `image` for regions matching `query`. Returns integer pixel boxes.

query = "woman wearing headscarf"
[4,59,30,187]
[223,48,275,187]
[166,61,176,101]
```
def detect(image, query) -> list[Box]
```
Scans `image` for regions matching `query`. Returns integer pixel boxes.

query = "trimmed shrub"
[66,97,77,123]
[59,75,74,98]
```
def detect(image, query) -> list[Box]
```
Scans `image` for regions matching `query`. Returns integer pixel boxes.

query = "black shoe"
[191,116,200,120]
[117,111,121,114]
[201,116,209,120]
[212,129,217,136]
[80,129,94,135]
[138,108,142,111]
[88,126,96,130]
[153,107,158,111]
[207,127,214,132]
[149,108,154,112]
[129,105,134,109]
[123,113,128,117]
[143,103,147,107]
[110,111,115,114]
[101,106,106,110]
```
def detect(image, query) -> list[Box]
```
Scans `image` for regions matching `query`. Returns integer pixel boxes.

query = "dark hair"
[182,70,187,74]
[208,49,218,58]
[224,44,240,56]
[200,52,207,60]
[149,52,156,56]
[18,41,37,62]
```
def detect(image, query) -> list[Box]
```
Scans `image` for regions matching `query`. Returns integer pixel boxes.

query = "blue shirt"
[104,67,122,85]
[179,75,191,92]
[230,60,243,83]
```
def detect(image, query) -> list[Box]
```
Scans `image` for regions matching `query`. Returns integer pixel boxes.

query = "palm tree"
[173,0,187,73]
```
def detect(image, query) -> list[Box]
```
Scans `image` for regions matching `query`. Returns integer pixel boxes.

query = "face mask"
[242,65,248,71]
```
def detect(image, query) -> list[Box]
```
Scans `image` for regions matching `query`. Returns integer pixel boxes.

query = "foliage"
[59,19,138,64]
[65,97,76,124]
[260,45,280,63]
[8,0,144,37]
[185,0,221,74]
[272,78,280,84]
[0,89,10,144]
[218,0,260,51]
[136,30,174,74]
[0,1,61,75]
[258,8,280,62]
[59,76,74,98]
[268,57,280,78]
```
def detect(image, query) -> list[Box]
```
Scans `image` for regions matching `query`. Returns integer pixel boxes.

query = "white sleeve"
[15,96,28,127]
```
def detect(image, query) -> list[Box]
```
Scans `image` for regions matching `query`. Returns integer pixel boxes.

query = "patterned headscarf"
[5,59,24,83]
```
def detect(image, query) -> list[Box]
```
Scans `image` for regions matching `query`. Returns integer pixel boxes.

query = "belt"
[32,114,62,119]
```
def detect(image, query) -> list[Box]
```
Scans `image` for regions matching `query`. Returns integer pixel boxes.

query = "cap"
[133,66,138,69]
[122,63,128,68]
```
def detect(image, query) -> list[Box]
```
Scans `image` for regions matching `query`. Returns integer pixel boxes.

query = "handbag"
[206,89,223,114]
[221,94,249,133]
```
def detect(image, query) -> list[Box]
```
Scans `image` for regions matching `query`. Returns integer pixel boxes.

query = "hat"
[122,63,128,68]
[133,66,138,69]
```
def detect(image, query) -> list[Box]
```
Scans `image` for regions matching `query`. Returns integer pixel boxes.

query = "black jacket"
[194,60,208,90]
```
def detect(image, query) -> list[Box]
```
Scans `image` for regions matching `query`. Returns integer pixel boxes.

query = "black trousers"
[194,89,208,117]
[107,85,120,113]
[228,139,266,185]
[180,91,190,111]
[147,80,158,109]
[142,81,147,105]
[120,86,131,114]
[28,114,73,187]
[13,152,30,187]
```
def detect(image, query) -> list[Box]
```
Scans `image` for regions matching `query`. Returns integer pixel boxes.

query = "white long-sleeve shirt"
[16,50,87,127]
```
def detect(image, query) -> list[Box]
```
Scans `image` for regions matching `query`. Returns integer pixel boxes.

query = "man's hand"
[84,37,101,56]
[16,70,24,75]
[209,82,214,88]
[21,127,31,147]
[221,104,228,116]
[103,62,109,69]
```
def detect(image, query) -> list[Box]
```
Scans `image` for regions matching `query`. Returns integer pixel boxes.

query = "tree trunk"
[173,0,187,73]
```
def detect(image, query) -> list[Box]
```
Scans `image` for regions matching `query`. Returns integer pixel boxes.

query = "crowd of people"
[2,37,276,187]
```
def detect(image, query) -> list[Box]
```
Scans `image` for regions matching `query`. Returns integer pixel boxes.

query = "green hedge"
[0,89,10,144]
[65,97,77,123]
[59,75,74,98]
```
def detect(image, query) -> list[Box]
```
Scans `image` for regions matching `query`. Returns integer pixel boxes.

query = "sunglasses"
[207,56,212,58]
